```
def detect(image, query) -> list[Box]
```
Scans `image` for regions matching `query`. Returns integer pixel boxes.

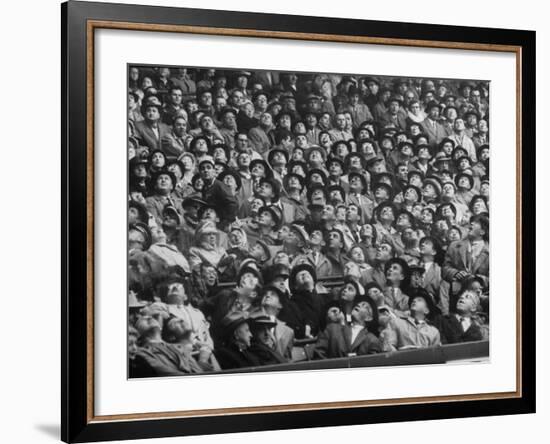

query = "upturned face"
[340,283,357,302]
[375,243,392,262]
[156,174,173,192]
[165,282,187,305]
[295,270,314,290]
[201,266,218,286]
[145,106,160,122]
[135,315,161,336]
[258,210,275,228]
[456,291,478,313]
[327,306,343,323]
[410,297,429,315]
[240,272,259,290]
[350,247,365,263]
[404,188,419,202]
[352,301,373,323]
[229,229,245,246]
[379,206,395,222]
[128,334,139,359]
[419,239,436,255]
[386,263,404,282]
[199,162,216,181]
[260,112,272,127]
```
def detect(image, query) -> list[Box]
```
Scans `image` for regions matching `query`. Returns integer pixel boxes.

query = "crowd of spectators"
[127,66,490,377]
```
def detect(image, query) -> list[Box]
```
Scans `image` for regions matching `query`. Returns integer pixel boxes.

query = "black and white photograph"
[127,65,490,377]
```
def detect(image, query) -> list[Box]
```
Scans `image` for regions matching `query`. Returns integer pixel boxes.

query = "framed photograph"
[62,1,535,442]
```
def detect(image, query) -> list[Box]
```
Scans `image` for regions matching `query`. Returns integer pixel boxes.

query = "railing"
[217,275,346,289]
[214,340,489,374]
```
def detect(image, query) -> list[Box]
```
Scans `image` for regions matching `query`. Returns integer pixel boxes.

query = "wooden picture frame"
[62,1,536,442]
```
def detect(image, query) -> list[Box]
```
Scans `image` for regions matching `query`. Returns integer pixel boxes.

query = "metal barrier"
[217,275,346,289]
[214,340,489,374]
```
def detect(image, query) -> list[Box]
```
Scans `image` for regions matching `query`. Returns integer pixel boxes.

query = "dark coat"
[215,342,262,370]
[437,314,484,344]
[248,341,288,366]
[278,293,307,339]
[201,179,239,228]
[279,290,324,339]
[293,289,325,338]
[314,323,381,359]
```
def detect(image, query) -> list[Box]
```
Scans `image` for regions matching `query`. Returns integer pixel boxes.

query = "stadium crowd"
[127,66,490,377]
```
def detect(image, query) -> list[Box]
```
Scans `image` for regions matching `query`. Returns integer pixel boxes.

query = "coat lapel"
[458,241,471,271]
[343,325,353,350]
[472,247,489,274]
[350,327,367,351]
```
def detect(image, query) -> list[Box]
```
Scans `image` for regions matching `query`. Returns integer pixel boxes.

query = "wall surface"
[0,0,545,443]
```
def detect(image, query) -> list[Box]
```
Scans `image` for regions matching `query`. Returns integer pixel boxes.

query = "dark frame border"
[62,1,536,442]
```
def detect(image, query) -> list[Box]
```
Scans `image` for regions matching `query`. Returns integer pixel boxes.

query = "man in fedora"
[248,310,289,365]
[247,205,282,246]
[282,263,324,339]
[217,108,239,149]
[345,85,374,128]
[438,289,484,344]
[442,213,489,303]
[293,228,333,279]
[314,295,381,359]
[379,96,408,131]
[199,156,238,229]
[145,171,184,225]
[161,114,193,161]
[379,288,441,351]
[259,285,295,359]
[420,101,447,148]
[134,97,171,151]
[248,111,276,155]
[215,311,262,369]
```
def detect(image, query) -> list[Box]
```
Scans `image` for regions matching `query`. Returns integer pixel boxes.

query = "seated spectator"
[314,295,381,359]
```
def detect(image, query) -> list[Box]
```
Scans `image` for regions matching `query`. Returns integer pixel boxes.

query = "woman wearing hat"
[454,171,475,206]
[165,159,190,200]
[188,220,227,270]
[473,144,489,178]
